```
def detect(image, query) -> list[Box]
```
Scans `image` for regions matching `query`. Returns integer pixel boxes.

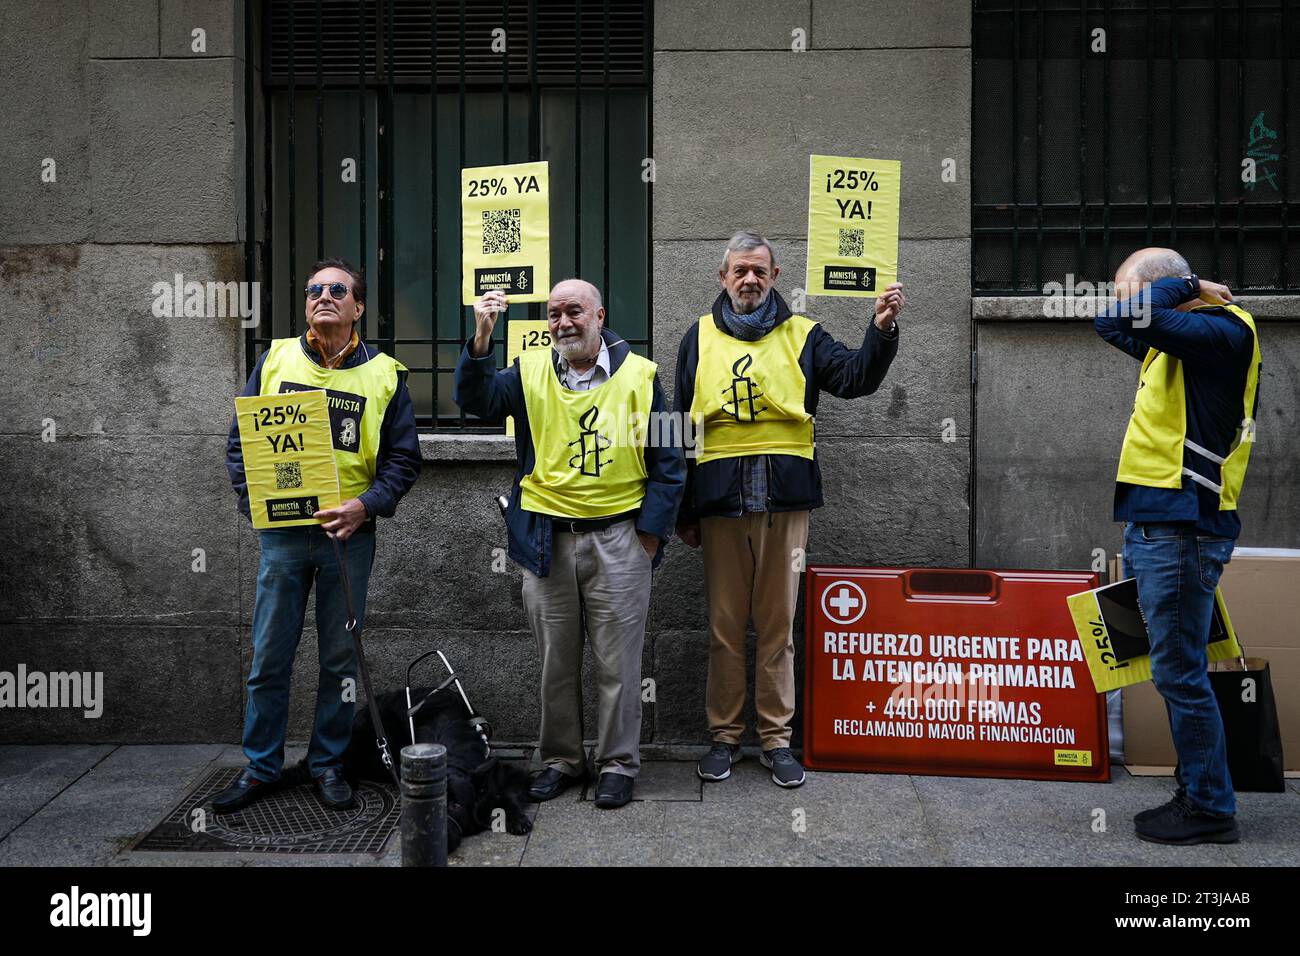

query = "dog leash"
[328,532,401,789]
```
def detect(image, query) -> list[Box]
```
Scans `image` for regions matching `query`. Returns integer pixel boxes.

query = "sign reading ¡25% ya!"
[504,318,552,437]
[805,155,900,297]
[236,389,341,529]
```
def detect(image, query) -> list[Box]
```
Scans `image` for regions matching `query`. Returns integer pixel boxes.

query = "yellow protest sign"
[806,155,900,297]
[462,160,550,305]
[504,318,553,437]
[1067,581,1243,693]
[236,390,341,529]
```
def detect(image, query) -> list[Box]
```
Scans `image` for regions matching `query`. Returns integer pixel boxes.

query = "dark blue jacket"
[673,290,900,523]
[453,328,686,576]
[226,335,423,522]
[1095,275,1258,538]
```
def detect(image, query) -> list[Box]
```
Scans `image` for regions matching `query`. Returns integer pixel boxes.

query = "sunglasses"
[304,282,352,300]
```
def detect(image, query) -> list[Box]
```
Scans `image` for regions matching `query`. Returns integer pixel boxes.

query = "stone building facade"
[3,0,1295,746]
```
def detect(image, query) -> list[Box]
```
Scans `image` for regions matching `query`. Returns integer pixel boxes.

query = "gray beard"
[554,327,601,363]
[728,289,770,315]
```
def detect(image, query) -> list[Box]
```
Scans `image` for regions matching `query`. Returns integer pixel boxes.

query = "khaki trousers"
[701,510,810,748]
[521,519,651,778]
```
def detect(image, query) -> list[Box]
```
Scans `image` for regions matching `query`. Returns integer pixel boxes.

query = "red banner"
[803,566,1109,782]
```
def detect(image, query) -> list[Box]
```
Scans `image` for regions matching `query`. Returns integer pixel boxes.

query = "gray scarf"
[720,290,778,341]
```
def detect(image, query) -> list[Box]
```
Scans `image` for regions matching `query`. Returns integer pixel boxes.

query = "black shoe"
[759,747,806,788]
[313,767,355,811]
[528,766,583,802]
[1135,787,1188,824]
[593,772,635,809]
[212,769,280,814]
[697,742,740,781]
[1135,793,1239,845]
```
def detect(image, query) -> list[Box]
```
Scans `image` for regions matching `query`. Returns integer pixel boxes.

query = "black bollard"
[400,743,448,867]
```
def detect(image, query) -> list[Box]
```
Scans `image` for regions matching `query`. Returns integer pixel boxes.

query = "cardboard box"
[1217,548,1300,654]
[1121,549,1300,773]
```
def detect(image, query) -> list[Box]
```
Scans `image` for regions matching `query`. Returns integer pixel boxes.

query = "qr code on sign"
[482,208,522,255]
[838,228,865,258]
[275,461,303,490]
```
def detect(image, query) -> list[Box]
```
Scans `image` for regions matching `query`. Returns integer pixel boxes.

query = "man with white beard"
[454,279,685,809]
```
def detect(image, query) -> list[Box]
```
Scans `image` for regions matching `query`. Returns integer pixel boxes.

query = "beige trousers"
[701,510,810,749]
[521,519,651,778]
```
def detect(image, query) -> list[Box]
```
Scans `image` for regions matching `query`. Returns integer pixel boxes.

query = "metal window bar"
[288,1,297,335]
[430,0,438,421]
[316,0,325,259]
[1237,0,1246,285]
[246,0,652,429]
[603,0,610,302]
[384,0,396,359]
[575,0,583,277]
[457,0,469,425]
[1284,0,1291,287]
[643,0,652,360]
[973,0,1297,294]
[244,0,258,376]
[359,0,368,339]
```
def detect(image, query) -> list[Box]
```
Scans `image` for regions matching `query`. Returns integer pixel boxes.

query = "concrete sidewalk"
[2,745,1297,867]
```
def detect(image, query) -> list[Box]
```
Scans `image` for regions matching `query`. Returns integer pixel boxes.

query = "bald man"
[454,280,685,809]
[1097,248,1262,845]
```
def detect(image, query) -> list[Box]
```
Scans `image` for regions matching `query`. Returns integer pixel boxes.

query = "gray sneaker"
[760,747,806,788]
[697,742,740,781]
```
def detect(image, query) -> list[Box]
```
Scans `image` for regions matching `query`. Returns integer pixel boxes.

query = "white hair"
[549,278,603,311]
[1125,249,1191,283]
[721,230,777,271]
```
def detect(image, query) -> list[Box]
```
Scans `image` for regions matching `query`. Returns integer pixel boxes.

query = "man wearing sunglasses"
[220,257,422,813]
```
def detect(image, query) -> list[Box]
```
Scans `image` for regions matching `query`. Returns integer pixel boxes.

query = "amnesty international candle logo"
[339,417,357,448]
[721,354,767,421]
[279,382,366,453]
[568,405,613,476]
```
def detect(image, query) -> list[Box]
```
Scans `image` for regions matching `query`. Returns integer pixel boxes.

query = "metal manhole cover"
[132,767,399,855]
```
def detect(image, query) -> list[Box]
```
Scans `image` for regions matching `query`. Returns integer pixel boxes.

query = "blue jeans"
[242,526,375,781]
[1122,521,1236,816]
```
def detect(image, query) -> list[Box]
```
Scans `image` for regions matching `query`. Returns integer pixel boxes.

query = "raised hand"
[471,290,509,356]
[874,282,905,330]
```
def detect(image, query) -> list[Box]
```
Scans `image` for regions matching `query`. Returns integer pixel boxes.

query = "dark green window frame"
[244,0,653,429]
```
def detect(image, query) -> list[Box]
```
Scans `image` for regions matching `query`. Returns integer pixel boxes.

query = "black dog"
[341,686,533,852]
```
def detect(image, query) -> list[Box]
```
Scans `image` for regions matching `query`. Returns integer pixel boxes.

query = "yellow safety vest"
[1116,304,1261,510]
[690,313,816,463]
[258,337,406,502]
[518,347,656,518]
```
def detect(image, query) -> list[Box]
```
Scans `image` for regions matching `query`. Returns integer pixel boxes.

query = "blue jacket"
[674,289,900,522]
[1094,276,1258,538]
[226,335,423,522]
[453,327,686,576]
